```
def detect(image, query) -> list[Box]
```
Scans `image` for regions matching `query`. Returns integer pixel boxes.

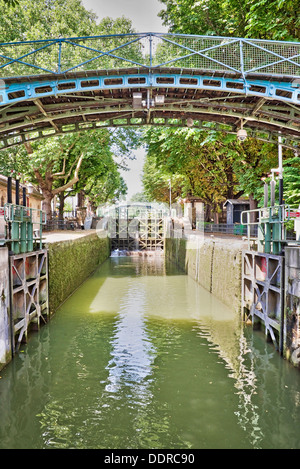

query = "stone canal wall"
[165,235,300,368]
[0,247,11,370]
[165,235,243,314]
[46,232,110,313]
[284,248,300,366]
[0,231,110,371]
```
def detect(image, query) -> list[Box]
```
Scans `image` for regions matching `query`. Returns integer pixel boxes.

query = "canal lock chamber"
[1,224,300,371]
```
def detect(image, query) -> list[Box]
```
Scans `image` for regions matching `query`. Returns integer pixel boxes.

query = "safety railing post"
[27,208,33,252]
[58,40,62,74]
[20,206,27,253]
[240,40,245,79]
[149,33,153,67]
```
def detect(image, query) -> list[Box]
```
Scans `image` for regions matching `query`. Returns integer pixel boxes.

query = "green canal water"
[0,255,300,449]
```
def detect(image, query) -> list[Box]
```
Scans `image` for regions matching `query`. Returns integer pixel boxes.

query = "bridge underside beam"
[0,68,300,149]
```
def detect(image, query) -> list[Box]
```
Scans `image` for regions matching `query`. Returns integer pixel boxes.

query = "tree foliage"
[141,126,294,214]
[145,1,300,215]
[0,128,135,218]
[282,154,300,208]
[0,1,142,217]
[0,0,97,42]
[158,0,300,40]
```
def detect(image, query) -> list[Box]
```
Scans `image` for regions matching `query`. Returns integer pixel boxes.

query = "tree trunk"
[249,193,258,217]
[249,193,258,236]
[58,192,65,220]
[28,148,84,223]
[77,190,85,208]
[42,191,53,222]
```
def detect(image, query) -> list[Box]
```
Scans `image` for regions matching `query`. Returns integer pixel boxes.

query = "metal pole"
[169,178,172,215]
[6,176,12,245]
[22,187,27,207]
[27,208,33,252]
[270,179,275,206]
[264,182,268,207]
[20,208,27,253]
[58,40,62,74]
[149,33,153,68]
[15,179,20,205]
[278,133,283,205]
[7,176,12,204]
[278,133,284,250]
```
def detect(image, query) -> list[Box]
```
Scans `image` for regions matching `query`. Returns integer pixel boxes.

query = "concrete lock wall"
[166,237,300,368]
[284,247,300,367]
[165,236,242,314]
[46,232,110,313]
[0,233,110,371]
[0,247,11,371]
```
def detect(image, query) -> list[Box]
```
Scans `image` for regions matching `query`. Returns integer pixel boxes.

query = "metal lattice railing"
[1,32,300,79]
[4,203,46,253]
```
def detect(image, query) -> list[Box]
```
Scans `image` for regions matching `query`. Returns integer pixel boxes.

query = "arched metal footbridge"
[1,32,300,149]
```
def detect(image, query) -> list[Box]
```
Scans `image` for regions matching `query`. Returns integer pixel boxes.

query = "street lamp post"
[278,133,283,205]
[169,178,172,215]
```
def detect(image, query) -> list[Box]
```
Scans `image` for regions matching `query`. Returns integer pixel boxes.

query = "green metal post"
[257,223,265,252]
[11,219,20,254]
[39,210,44,250]
[20,206,27,253]
[27,210,33,252]
[264,222,271,254]
[20,220,27,253]
[272,223,281,254]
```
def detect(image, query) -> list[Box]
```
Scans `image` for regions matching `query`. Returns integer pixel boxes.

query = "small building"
[183,196,205,229]
[223,199,250,224]
[0,175,43,211]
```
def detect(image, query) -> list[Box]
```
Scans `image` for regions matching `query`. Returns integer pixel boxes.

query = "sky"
[82,0,168,33]
[81,0,168,199]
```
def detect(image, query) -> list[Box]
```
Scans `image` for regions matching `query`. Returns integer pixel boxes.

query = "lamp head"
[237,128,247,141]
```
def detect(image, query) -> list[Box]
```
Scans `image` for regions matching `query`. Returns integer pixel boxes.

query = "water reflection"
[0,256,299,449]
[104,281,155,402]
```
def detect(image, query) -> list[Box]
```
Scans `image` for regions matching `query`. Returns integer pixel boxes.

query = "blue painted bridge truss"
[1,32,300,149]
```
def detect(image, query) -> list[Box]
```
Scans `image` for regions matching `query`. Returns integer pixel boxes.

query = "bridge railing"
[1,33,300,79]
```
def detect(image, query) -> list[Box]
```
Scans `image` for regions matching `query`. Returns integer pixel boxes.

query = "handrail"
[241,204,291,253]
[1,32,300,79]
[3,203,46,253]
[241,205,290,226]
[4,203,46,225]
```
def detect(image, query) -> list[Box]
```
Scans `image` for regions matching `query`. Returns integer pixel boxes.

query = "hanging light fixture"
[237,121,247,141]
[155,95,165,105]
[132,92,143,109]
[186,117,194,127]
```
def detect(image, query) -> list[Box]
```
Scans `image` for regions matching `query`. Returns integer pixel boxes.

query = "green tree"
[142,127,242,207]
[142,126,290,217]
[0,129,133,219]
[153,0,300,215]
[158,0,246,37]
[0,0,97,42]
[0,1,143,76]
[129,192,148,203]
[3,0,19,7]
[0,3,142,219]
[281,153,300,208]
[142,150,186,204]
[244,0,300,41]
[158,0,300,40]
[83,165,128,208]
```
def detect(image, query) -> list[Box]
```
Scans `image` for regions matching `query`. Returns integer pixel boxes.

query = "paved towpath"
[43,229,96,243]
[42,228,249,249]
